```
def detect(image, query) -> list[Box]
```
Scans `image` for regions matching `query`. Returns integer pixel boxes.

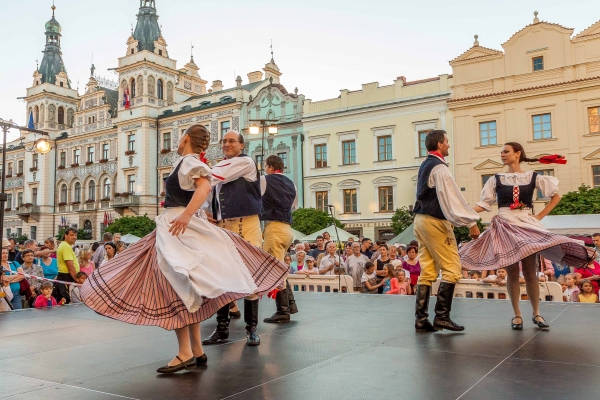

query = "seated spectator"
[78,248,94,277]
[577,280,599,303]
[0,278,13,312]
[300,258,319,275]
[563,273,580,302]
[361,262,384,294]
[382,264,400,295]
[482,267,508,286]
[283,254,293,274]
[396,270,411,295]
[69,272,88,304]
[574,260,600,295]
[290,250,306,272]
[39,246,58,280]
[34,282,58,308]
[402,246,420,288]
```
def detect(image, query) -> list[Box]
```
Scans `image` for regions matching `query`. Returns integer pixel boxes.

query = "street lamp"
[248,118,278,174]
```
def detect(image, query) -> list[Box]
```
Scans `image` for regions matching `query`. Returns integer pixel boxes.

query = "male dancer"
[260,155,298,323]
[203,131,262,346]
[413,130,480,332]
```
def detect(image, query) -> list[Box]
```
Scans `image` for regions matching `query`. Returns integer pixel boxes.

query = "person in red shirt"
[34,282,58,308]
[574,260,600,295]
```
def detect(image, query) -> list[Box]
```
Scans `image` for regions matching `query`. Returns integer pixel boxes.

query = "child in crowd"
[300,258,319,275]
[34,282,58,308]
[577,280,599,303]
[69,272,88,304]
[361,262,384,294]
[78,249,94,277]
[563,273,580,302]
[469,271,482,280]
[382,264,400,294]
[396,270,411,295]
[482,267,508,286]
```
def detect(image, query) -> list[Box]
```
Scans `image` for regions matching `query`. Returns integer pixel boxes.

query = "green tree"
[106,214,156,238]
[291,208,344,235]
[549,184,600,215]
[391,206,415,235]
[12,233,28,243]
[453,219,486,243]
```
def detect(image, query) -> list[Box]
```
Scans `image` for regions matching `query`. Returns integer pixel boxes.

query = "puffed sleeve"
[536,174,559,199]
[178,156,212,191]
[476,175,497,211]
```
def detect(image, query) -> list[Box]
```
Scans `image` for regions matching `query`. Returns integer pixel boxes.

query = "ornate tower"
[38,5,71,87]
[132,0,166,56]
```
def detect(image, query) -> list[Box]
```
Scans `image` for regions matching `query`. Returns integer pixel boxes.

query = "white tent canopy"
[541,214,600,236]
[300,225,358,243]
[291,228,306,241]
[120,233,142,244]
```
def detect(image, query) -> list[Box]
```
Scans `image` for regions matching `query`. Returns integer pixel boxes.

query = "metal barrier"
[431,279,563,302]
[287,274,355,293]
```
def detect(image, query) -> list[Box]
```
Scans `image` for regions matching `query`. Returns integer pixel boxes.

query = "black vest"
[413,155,447,220]
[496,172,538,208]
[260,174,296,224]
[163,160,193,208]
[211,154,262,219]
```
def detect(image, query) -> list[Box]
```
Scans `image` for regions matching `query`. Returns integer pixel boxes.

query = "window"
[60,152,66,167]
[128,175,136,194]
[220,121,230,137]
[479,121,497,146]
[533,56,544,71]
[588,107,600,134]
[481,174,494,188]
[60,184,67,203]
[163,132,171,150]
[103,178,111,198]
[88,181,96,201]
[131,48,134,55]
[87,146,94,163]
[6,229,10,238]
[73,149,80,164]
[128,134,135,152]
[102,144,109,159]
[87,116,96,124]
[533,114,552,140]
[17,192,23,207]
[131,78,136,98]
[314,144,327,168]
[58,107,64,124]
[18,160,23,174]
[32,188,38,206]
[342,140,356,165]
[255,155,264,171]
[377,136,392,161]
[74,182,81,202]
[16,228,22,237]
[30,226,37,241]
[277,152,288,169]
[593,166,600,188]
[315,191,328,212]
[7,162,12,176]
[536,170,554,199]
[157,79,164,100]
[378,186,394,212]
[32,153,38,169]
[158,49,163,56]
[343,189,358,213]
[6,194,12,209]
[418,130,428,157]
[59,82,63,87]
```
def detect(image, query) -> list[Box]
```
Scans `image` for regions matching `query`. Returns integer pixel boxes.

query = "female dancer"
[81,125,287,373]
[460,142,594,330]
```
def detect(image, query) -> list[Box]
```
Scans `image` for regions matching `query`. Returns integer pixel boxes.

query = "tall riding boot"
[202,304,231,345]
[415,285,438,333]
[244,299,261,346]
[286,285,298,315]
[263,289,291,323]
[433,282,464,331]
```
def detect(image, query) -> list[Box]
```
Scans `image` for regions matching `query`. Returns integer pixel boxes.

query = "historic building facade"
[302,75,453,240]
[449,13,600,222]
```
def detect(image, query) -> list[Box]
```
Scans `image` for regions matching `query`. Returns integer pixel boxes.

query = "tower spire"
[270,39,274,63]
[38,3,70,87]
[133,0,162,53]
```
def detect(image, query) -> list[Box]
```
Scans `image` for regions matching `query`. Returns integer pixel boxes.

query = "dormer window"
[131,49,134,55]
[60,82,64,87]
[36,81,39,85]
[159,49,163,56]
[533,56,544,71]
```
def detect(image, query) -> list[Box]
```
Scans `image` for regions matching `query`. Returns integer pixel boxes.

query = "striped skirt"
[81,211,288,330]
[460,210,595,271]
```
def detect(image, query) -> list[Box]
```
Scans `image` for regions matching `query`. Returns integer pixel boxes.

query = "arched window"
[34,106,39,123]
[74,182,81,202]
[103,178,111,198]
[60,184,67,203]
[58,107,65,125]
[157,79,163,100]
[131,78,136,98]
[88,180,96,201]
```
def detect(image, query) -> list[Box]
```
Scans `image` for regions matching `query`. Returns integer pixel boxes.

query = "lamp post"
[0,118,50,247]
[248,118,278,175]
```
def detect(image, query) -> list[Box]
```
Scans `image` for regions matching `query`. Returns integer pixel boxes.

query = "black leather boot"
[202,304,230,345]
[286,285,298,314]
[433,282,464,331]
[263,289,291,323]
[244,299,260,346]
[415,285,438,333]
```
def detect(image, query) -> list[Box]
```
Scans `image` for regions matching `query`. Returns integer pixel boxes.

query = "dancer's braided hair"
[504,142,540,163]
[185,124,210,153]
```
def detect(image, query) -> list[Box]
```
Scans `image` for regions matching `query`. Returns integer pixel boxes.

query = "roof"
[133,3,161,53]
[158,97,237,119]
[450,45,503,64]
[574,20,600,39]
[39,47,70,88]
[502,21,573,47]
[186,80,266,102]
[448,75,600,103]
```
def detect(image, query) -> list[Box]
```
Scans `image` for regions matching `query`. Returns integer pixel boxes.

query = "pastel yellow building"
[449,12,600,222]
[303,75,453,240]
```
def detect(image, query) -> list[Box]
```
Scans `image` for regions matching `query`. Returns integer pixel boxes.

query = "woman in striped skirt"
[81,125,287,373]
[460,142,594,330]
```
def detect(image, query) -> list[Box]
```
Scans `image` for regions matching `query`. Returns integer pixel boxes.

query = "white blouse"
[477,171,559,211]
[176,155,212,191]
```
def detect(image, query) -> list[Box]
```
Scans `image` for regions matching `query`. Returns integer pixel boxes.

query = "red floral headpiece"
[539,155,567,165]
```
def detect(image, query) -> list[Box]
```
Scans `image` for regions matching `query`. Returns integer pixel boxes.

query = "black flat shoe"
[532,315,549,329]
[195,353,208,367]
[511,316,523,330]
[156,355,195,374]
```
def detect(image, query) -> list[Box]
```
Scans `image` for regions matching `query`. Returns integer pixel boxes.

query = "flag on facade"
[122,86,130,109]
[27,112,35,130]
[103,212,109,227]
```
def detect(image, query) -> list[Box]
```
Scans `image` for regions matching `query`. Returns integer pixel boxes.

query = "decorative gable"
[574,20,600,41]
[583,147,600,160]
[474,159,503,170]
[450,40,503,66]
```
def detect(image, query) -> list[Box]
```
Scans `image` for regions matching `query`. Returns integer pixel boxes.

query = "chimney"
[247,71,263,84]
[211,80,223,92]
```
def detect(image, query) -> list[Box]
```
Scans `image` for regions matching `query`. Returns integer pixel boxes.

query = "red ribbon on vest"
[538,154,567,165]
[199,152,208,164]
[428,151,445,160]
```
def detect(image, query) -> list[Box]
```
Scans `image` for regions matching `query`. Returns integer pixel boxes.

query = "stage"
[1,293,598,400]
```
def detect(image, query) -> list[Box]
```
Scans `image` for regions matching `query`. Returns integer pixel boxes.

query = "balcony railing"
[101,201,111,209]
[85,202,96,210]
[17,205,41,222]
[113,195,140,207]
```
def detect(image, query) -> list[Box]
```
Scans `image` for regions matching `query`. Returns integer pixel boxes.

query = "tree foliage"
[291,208,344,235]
[549,184,600,215]
[453,219,486,243]
[106,215,156,238]
[391,207,415,235]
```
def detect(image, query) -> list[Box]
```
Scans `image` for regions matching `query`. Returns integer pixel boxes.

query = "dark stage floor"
[1,293,598,400]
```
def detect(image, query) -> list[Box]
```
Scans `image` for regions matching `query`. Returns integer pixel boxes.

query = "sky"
[1,0,598,142]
